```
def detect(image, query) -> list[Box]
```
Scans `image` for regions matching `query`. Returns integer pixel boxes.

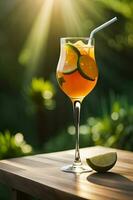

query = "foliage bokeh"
[0,131,32,159]
[0,0,132,155]
[44,96,133,152]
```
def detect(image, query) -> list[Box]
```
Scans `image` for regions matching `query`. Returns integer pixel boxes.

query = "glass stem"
[73,101,82,166]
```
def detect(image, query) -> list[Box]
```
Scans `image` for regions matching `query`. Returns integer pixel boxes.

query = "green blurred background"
[0,0,133,198]
[0,0,133,157]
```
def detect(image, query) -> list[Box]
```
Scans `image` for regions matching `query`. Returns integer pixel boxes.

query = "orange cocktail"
[56,37,98,173]
[57,39,98,102]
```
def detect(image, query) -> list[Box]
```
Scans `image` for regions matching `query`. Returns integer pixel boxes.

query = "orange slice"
[63,44,80,74]
[78,55,98,81]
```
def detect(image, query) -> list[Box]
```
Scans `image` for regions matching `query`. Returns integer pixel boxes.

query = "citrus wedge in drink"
[86,152,117,172]
[63,43,80,74]
[78,55,98,81]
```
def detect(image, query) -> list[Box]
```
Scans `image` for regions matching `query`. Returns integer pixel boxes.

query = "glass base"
[61,164,92,174]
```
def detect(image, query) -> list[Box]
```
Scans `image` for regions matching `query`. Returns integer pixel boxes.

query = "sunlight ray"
[19,0,54,78]
[60,0,85,35]
[79,0,104,21]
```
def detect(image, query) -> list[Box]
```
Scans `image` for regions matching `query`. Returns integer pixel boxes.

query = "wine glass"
[56,37,98,173]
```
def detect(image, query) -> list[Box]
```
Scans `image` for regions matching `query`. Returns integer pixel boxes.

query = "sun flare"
[19,0,100,80]
[19,0,54,77]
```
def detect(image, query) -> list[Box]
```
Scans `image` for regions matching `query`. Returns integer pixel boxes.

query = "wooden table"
[0,146,133,200]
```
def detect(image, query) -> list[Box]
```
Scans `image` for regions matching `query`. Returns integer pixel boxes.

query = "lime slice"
[86,152,117,172]
[63,43,80,74]
[78,55,98,81]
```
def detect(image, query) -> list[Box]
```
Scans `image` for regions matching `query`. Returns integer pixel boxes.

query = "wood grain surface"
[0,146,133,200]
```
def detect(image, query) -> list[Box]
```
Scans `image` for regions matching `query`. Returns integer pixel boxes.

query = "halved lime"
[78,55,98,81]
[63,43,80,74]
[86,152,117,172]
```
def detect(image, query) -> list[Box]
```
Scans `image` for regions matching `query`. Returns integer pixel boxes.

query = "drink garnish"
[86,152,117,172]
[78,55,98,81]
[63,43,80,74]
[62,41,98,82]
